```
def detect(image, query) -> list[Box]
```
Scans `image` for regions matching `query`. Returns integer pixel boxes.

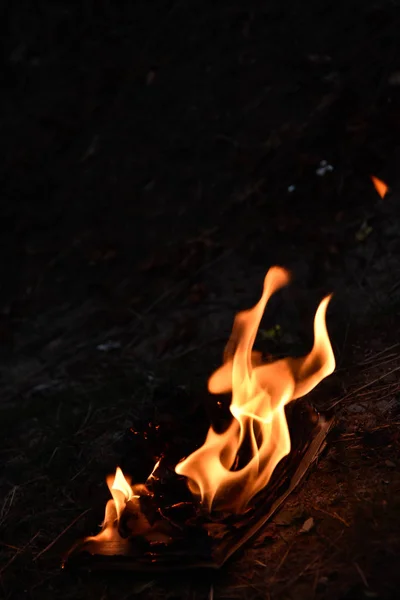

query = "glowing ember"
[175,266,335,513]
[371,175,388,199]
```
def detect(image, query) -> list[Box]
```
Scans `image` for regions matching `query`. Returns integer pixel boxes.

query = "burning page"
[64,266,336,572]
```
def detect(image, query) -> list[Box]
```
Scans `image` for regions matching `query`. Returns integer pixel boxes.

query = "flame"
[109,467,134,520]
[83,266,335,543]
[371,175,388,199]
[175,267,335,513]
[86,467,133,543]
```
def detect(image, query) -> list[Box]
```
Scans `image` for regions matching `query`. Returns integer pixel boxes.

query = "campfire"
[64,266,336,572]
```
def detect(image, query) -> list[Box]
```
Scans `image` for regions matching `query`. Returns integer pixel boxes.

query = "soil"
[1,1,400,599]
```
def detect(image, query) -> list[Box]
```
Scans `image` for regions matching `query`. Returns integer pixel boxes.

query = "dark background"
[1,1,400,599]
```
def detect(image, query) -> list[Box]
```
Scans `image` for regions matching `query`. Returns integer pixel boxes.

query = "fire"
[84,267,335,545]
[175,267,335,513]
[371,175,388,199]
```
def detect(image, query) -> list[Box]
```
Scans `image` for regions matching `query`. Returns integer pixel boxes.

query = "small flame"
[109,467,133,520]
[86,467,133,544]
[371,175,388,199]
[175,267,335,513]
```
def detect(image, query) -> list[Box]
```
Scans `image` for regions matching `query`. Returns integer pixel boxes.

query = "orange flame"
[371,175,388,199]
[175,267,335,513]
[86,467,133,543]
[109,467,134,520]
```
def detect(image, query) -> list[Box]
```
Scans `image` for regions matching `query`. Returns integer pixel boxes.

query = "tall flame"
[175,267,335,513]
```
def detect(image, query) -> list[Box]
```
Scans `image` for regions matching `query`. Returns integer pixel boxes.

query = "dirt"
[1,1,400,598]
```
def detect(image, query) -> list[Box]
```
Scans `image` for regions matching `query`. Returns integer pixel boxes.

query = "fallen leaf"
[299,516,314,533]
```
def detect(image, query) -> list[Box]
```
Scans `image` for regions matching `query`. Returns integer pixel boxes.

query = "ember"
[371,175,388,199]
[64,266,336,572]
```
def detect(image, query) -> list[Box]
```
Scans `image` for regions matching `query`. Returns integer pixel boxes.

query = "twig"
[356,382,395,397]
[312,564,321,598]
[359,343,400,365]
[370,422,400,432]
[0,486,17,526]
[329,365,400,409]
[208,584,214,600]
[0,541,20,551]
[276,553,323,593]
[254,559,267,568]
[360,387,400,409]
[33,508,91,561]
[353,562,369,588]
[313,506,349,527]
[70,460,93,482]
[269,541,295,583]
[363,355,400,371]
[0,531,41,575]
[277,535,343,593]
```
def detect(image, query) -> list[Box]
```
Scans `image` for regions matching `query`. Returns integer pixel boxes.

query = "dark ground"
[1,1,400,598]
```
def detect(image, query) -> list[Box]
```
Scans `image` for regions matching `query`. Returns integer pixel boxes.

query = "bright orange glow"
[371,175,388,199]
[175,267,335,513]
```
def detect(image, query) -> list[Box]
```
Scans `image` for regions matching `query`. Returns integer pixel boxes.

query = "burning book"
[63,266,336,572]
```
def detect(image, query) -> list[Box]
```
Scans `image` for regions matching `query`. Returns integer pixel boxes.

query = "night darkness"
[1,2,400,599]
